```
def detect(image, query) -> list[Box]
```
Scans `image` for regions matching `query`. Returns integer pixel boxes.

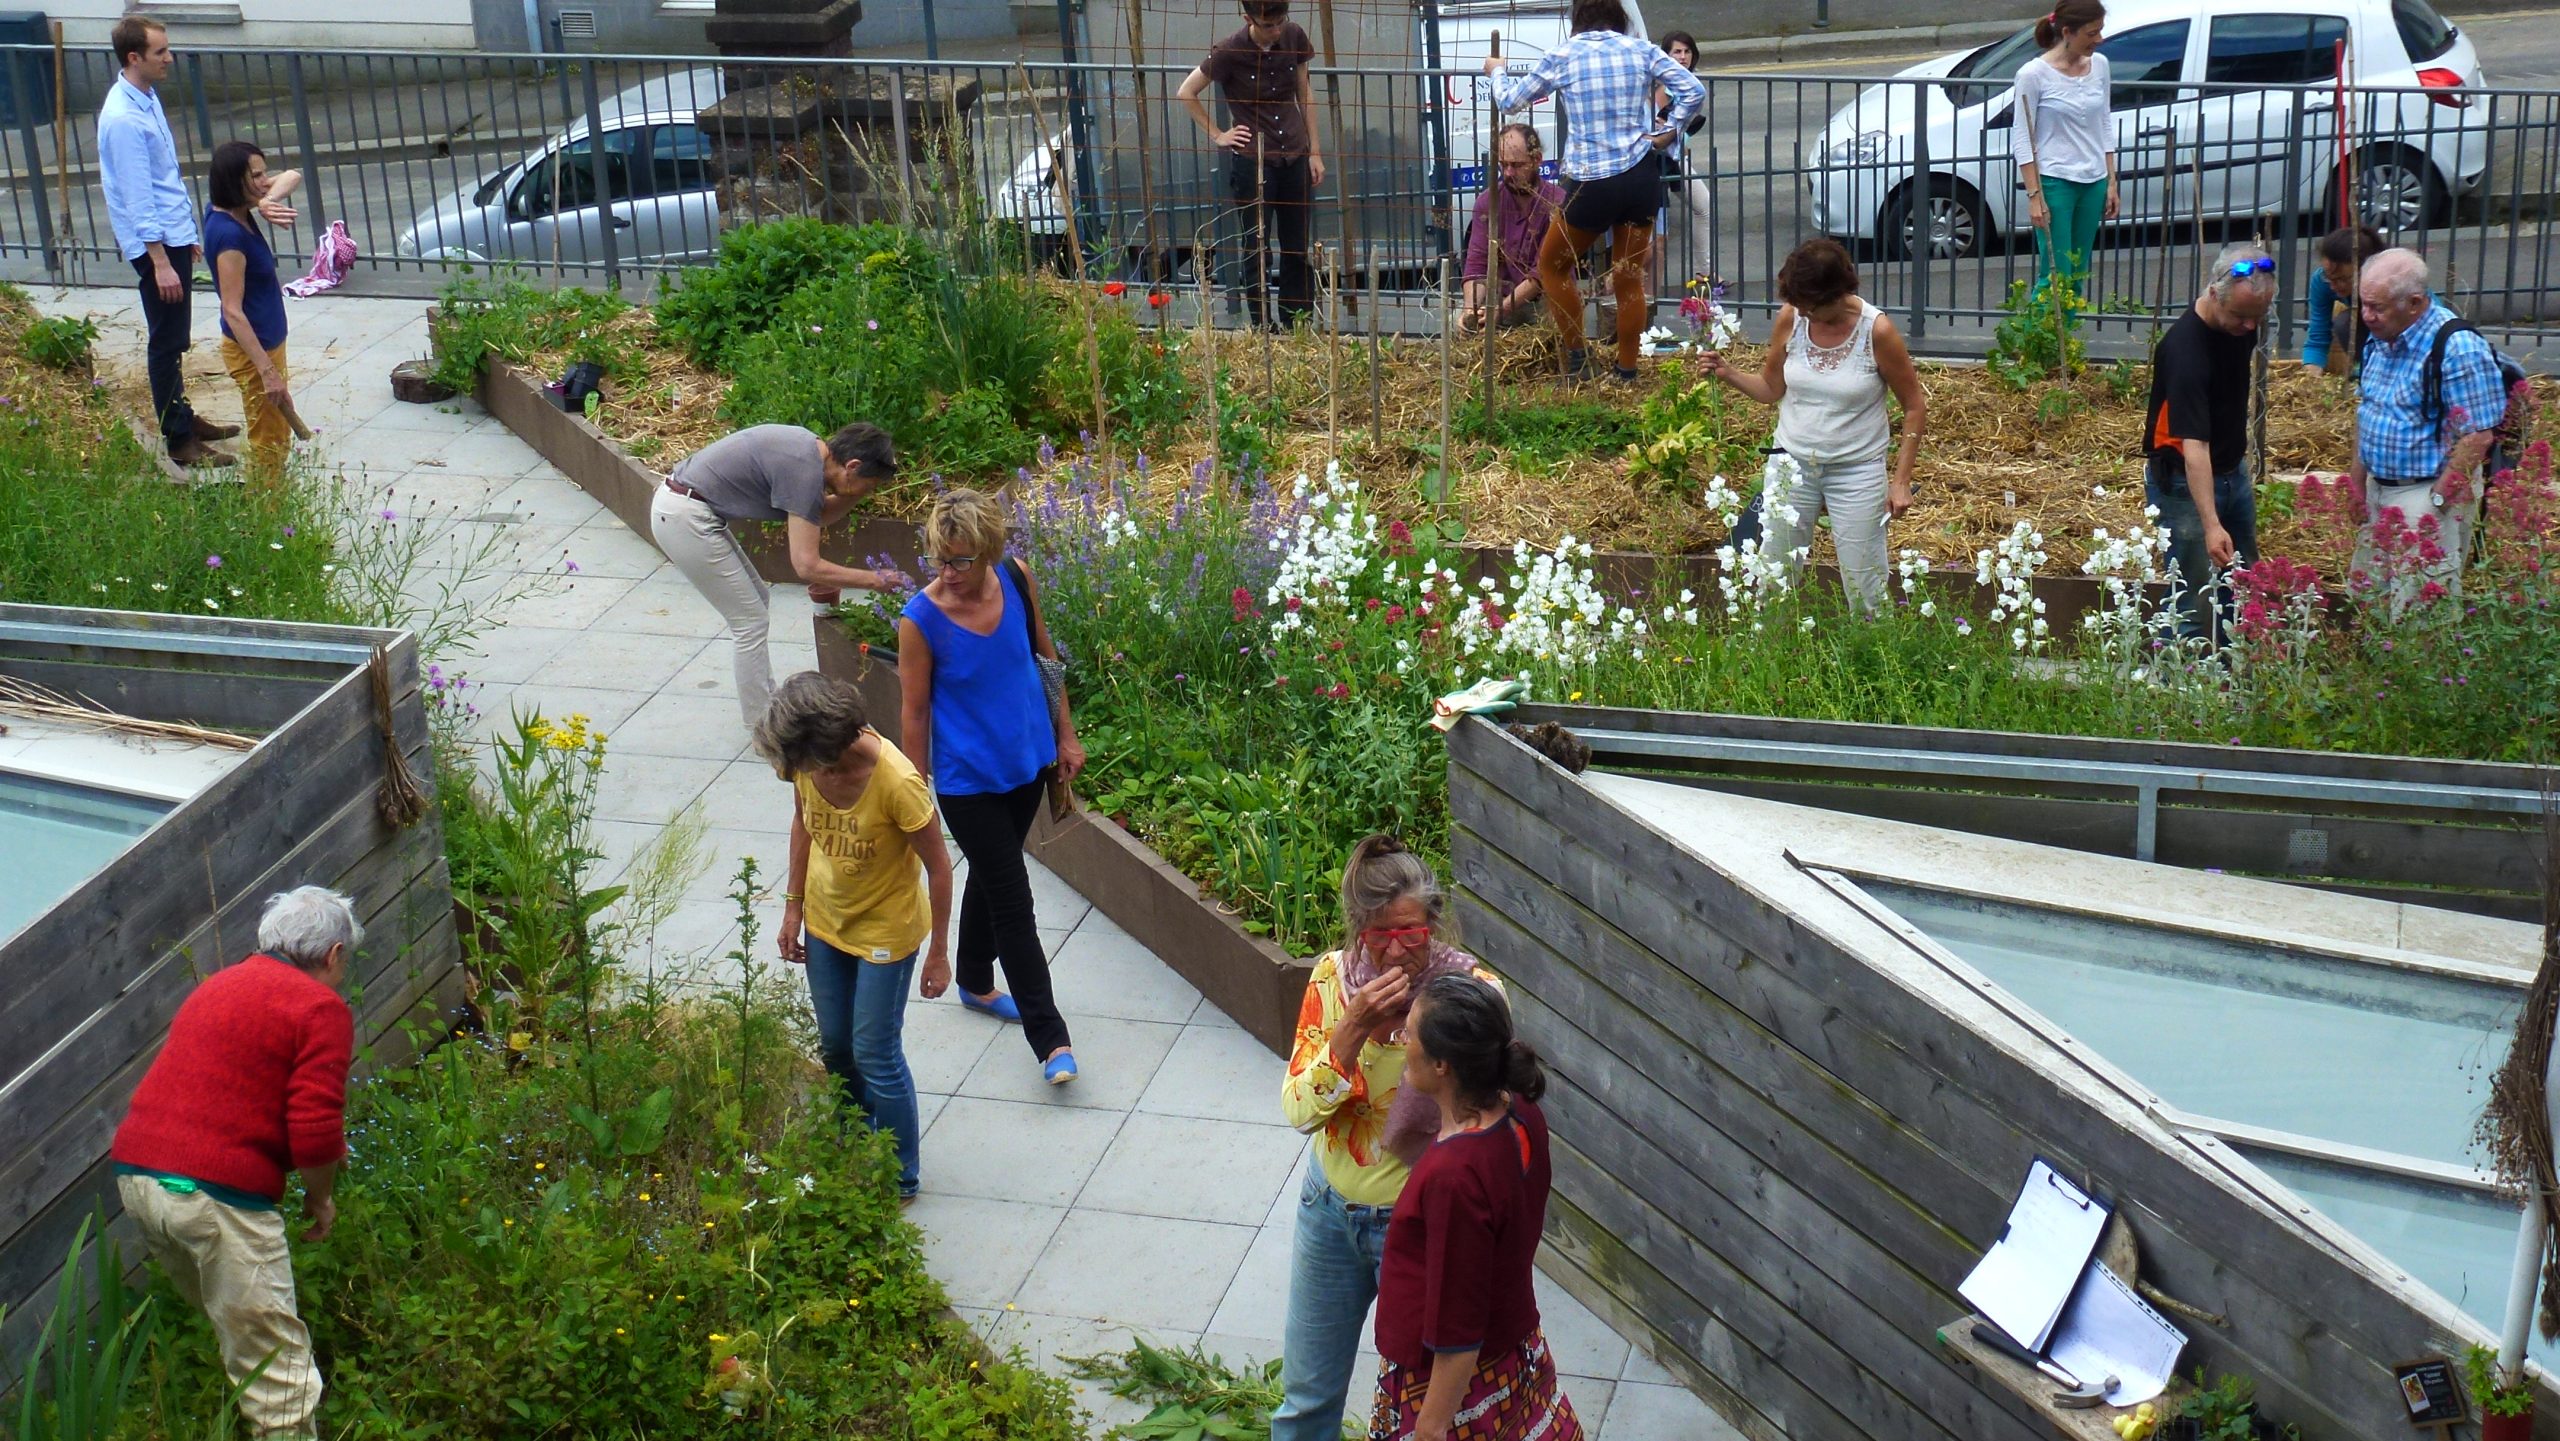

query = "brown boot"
[192,419,242,442]
[171,437,237,469]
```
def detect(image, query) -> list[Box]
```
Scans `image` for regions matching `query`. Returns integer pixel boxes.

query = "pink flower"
[205,553,223,569]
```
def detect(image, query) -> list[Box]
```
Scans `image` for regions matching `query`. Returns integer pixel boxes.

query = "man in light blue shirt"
[100,15,235,467]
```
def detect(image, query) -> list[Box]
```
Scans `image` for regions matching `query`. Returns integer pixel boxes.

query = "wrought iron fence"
[3,43,2556,354]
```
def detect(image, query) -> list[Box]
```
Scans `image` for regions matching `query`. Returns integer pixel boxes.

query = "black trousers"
[1227,151,1313,328]
[941,774,1072,1060]
[130,245,198,450]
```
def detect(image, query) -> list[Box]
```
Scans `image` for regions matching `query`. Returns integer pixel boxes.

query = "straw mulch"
[525,307,2553,574]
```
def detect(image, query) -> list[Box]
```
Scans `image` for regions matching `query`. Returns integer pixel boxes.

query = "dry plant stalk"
[0,676,254,749]
[2478,781,2560,1340]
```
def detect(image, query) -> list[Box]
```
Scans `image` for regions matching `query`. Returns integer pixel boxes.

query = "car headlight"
[1824,130,1890,166]
[395,232,419,260]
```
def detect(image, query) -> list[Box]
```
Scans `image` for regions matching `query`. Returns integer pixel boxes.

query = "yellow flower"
[503,1218,514,1227]
[615,1328,627,1336]
[703,1220,716,1229]
[638,1192,652,1202]
[533,1161,545,1171]
[711,1333,729,1342]
[1569,691,1584,701]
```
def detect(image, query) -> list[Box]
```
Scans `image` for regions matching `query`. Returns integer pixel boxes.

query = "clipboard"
[1959,1156,2112,1354]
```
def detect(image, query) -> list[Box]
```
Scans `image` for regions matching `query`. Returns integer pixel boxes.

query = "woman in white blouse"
[2011,0,2116,311]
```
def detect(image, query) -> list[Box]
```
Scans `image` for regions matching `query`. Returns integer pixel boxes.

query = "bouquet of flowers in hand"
[1678,274,1742,351]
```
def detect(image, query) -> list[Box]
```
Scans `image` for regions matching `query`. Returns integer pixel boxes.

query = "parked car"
[988,0,1653,284]
[1805,0,2489,258]
[394,69,726,267]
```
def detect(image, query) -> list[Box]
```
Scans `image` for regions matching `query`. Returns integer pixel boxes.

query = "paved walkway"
[35,286,1730,1441]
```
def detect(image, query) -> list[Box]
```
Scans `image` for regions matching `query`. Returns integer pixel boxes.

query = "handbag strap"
[1006,557,1049,658]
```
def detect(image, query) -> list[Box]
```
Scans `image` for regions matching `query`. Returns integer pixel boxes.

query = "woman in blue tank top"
[896,489,1084,1085]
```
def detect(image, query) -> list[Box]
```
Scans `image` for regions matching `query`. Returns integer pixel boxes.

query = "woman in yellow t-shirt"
[754,672,954,1200]
[1272,835,1495,1441]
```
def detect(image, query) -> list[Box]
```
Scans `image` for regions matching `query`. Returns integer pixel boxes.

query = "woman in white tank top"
[1697,238,1929,612]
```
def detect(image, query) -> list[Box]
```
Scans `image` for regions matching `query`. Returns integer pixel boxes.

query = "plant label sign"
[2391,1356,2464,1428]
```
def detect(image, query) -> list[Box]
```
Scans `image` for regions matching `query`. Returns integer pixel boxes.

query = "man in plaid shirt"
[2349,248,2506,608]
[1484,0,1703,381]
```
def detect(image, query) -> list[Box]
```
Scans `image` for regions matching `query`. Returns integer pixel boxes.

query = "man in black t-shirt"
[2143,244,2275,643]
[1178,0,1325,329]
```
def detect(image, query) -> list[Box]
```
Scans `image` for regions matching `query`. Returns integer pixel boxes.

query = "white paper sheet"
[2047,1259,2189,1406]
[1958,1159,2111,1351]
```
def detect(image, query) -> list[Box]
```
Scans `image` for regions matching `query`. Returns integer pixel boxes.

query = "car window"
[2102,21,2191,109]
[2391,0,2457,61]
[511,129,642,220]
[2205,14,2350,85]
[1955,27,2045,86]
[646,123,715,196]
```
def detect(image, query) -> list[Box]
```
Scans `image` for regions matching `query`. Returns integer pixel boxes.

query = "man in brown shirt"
[1178,0,1325,329]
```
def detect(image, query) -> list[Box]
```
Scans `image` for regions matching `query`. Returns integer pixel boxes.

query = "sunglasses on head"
[2227,256,2275,278]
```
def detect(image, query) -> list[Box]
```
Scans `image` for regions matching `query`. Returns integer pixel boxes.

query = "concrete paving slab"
[1013,1208,1258,1334]
[1076,1113,1306,1228]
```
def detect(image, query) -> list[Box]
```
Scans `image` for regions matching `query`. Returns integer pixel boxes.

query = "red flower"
[1148,293,1170,308]
[1103,281,1127,297]
[1382,604,1406,625]
[1276,675,1291,687]
[1387,519,1413,550]
[1232,586,1258,622]
[1284,596,1304,612]
[1365,597,1383,611]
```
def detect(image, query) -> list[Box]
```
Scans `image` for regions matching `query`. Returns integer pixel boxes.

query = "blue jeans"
[2147,458,2259,644]
[803,934,921,1196]
[1271,1165,1396,1441]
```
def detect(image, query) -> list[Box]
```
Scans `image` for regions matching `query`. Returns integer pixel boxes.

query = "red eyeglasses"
[1361,924,1431,950]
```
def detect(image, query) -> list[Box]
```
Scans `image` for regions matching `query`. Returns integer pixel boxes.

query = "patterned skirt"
[1369,1328,1586,1441]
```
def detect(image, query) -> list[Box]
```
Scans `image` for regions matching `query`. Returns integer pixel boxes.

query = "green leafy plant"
[1986,276,2087,390]
[1066,1336,1358,1441]
[1454,396,1645,471]
[2176,1368,2264,1441]
[2465,1343,2536,1418]
[2103,358,2148,405]
[426,275,629,394]
[1624,370,1756,490]
[20,313,98,372]
[6,1218,156,1441]
[657,218,938,371]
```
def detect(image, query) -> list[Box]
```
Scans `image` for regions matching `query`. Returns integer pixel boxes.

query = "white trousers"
[1762,452,1892,614]
[649,486,773,729]
[119,1174,321,1439]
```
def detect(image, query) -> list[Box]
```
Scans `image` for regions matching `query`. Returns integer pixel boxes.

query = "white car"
[1807,0,2489,258]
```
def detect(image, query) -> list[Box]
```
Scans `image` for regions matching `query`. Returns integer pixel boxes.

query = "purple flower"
[380,508,398,522]
[1173,672,1187,682]
[563,559,581,573]
[866,318,880,332]
[282,525,296,537]
[205,554,223,569]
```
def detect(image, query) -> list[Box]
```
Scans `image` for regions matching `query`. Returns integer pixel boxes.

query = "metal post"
[1907,79,1930,341]
[1480,32,1503,420]
[1366,238,1383,436]
[188,53,214,156]
[12,52,58,277]
[889,67,915,225]
[1439,254,1453,514]
[285,56,326,239]
[1814,0,1832,27]
[1315,0,1359,316]
[1055,0,1102,250]
[1418,0,1452,229]
[580,60,618,288]
[921,0,941,60]
[2274,90,2304,355]
[1125,0,1160,278]
[522,0,543,53]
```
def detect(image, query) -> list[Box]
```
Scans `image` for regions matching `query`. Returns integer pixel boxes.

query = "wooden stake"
[1125,0,1160,279]
[1315,0,1360,318]
[1439,254,1454,529]
[1326,242,1341,455]
[1366,239,1384,437]
[1481,32,1505,419]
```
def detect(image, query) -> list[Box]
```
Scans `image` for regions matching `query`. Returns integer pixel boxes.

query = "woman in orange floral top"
[1273,835,1494,1441]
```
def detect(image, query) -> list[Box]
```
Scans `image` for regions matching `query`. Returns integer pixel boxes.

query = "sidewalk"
[33,286,1735,1440]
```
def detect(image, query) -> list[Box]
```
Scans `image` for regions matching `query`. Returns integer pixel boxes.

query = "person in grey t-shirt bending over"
[650,422,913,729]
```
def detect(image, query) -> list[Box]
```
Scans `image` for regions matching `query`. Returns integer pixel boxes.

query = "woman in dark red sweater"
[1369,974,1584,1441]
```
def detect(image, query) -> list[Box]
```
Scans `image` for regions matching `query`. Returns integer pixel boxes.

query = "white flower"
[1919,600,1936,617]
[795,1173,817,1195]
[1956,620,1973,636]
[203,598,220,611]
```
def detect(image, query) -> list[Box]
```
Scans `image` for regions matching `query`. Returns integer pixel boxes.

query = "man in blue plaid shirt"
[2350,247,2506,608]
[1484,0,1703,382]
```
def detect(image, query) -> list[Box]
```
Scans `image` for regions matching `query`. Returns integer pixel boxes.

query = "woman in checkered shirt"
[1485,0,1704,383]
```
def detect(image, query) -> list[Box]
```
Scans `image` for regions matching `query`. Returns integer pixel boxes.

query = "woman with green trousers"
[2011,0,2116,312]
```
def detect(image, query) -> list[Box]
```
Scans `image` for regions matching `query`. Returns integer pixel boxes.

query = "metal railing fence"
[4,43,2558,354]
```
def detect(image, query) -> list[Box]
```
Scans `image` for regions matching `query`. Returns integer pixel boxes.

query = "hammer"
[2052,1376,2121,1409]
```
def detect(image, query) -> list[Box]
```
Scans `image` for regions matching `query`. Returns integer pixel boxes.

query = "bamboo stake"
[1257,131,1274,398]
[1125,0,1161,279]
[1326,242,1341,455]
[1481,32,1505,418]
[1315,0,1361,319]
[1019,63,1109,450]
[0,676,254,749]
[1439,254,1454,529]
[1366,239,1383,437]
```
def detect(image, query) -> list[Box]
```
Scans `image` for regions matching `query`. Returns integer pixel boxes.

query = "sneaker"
[192,418,242,442]
[961,990,1022,1023]
[1561,348,1591,382]
[170,438,236,469]
[1608,364,1644,385]
[1043,1051,1079,1086]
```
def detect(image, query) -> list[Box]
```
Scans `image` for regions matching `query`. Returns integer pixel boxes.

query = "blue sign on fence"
[1444,158,1562,190]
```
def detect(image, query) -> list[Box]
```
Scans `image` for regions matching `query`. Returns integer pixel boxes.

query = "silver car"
[394,70,726,266]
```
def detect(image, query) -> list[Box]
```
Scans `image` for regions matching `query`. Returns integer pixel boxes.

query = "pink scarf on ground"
[283,221,356,298]
[1339,938,1483,1166]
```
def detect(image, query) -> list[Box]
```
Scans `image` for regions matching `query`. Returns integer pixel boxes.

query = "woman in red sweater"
[111,884,358,1441]
[1369,973,1583,1441]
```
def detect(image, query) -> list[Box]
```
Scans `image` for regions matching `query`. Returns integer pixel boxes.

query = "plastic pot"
[2482,1407,2534,1441]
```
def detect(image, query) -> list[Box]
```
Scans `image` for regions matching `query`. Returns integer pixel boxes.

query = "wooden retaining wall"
[0,607,462,1363]
[1446,716,2557,1441]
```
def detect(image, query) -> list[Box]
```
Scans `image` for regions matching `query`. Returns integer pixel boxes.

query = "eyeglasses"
[936,555,979,573]
[2227,257,2276,278]
[1360,924,1431,950]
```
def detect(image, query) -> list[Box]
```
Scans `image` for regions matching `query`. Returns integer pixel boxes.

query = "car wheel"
[1882,178,1984,261]
[2327,146,2449,233]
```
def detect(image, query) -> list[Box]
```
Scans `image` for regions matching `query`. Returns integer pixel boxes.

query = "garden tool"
[2053,1376,2118,1409]
[1430,677,1527,732]
[2101,1213,2227,1329]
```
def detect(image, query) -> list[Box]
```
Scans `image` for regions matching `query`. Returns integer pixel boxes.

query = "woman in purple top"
[896,489,1085,1085]
[204,140,303,476]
